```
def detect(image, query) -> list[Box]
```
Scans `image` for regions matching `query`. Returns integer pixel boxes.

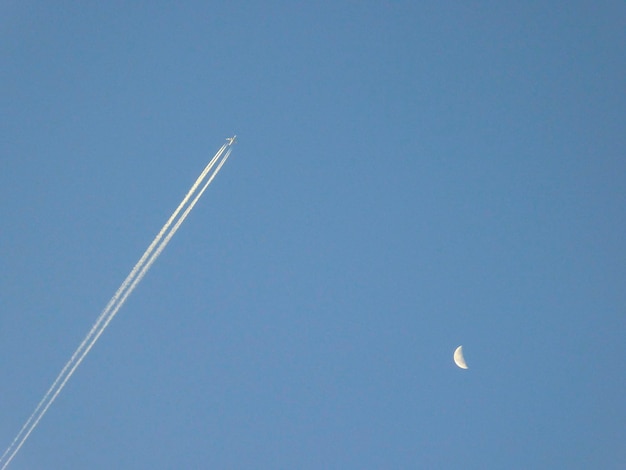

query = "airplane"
[226,135,237,145]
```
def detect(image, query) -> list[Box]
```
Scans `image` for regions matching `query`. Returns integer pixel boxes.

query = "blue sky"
[1,2,625,468]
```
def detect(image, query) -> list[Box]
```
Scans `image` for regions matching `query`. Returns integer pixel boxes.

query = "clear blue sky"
[2,2,624,468]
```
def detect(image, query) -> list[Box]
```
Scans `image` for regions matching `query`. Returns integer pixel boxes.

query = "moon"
[453,345,468,369]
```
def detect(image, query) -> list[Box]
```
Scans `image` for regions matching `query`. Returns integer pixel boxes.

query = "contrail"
[0,142,229,466]
[0,139,234,469]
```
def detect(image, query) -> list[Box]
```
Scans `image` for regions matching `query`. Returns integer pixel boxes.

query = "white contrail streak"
[0,142,229,466]
[0,140,234,469]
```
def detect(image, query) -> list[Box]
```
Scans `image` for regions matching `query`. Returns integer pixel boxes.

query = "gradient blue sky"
[2,2,625,469]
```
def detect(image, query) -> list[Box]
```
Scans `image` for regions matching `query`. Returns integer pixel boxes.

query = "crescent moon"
[453,345,468,369]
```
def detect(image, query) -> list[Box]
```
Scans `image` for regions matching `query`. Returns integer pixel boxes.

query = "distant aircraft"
[226,135,237,145]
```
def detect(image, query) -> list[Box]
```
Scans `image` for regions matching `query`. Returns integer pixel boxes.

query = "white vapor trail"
[0,142,229,466]
[0,140,234,469]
